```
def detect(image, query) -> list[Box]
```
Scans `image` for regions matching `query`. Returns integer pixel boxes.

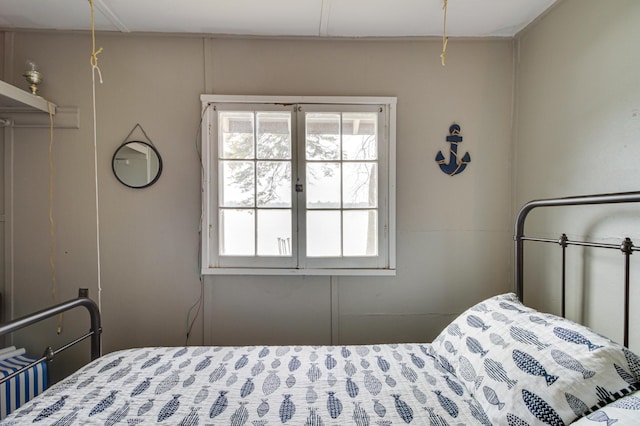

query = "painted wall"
[201,38,514,346]
[3,34,206,379]
[513,0,640,350]
[1,32,514,376]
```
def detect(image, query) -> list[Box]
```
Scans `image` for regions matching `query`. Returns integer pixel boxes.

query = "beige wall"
[514,0,640,350]
[2,32,514,373]
[202,38,514,346]
[4,33,206,378]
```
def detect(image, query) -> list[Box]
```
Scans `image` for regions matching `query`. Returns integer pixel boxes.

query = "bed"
[1,191,639,425]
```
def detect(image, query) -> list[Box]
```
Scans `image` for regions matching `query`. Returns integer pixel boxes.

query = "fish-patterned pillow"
[570,390,640,425]
[431,293,640,425]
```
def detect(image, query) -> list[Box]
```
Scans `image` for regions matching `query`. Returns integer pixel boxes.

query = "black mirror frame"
[112,140,163,189]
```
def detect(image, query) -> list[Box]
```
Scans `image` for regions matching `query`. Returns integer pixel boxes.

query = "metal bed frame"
[0,191,637,387]
[515,191,640,347]
[0,289,101,385]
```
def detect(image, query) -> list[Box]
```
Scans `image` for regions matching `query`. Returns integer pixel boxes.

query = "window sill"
[201,267,396,276]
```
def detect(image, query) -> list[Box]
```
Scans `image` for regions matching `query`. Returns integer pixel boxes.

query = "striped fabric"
[0,350,47,419]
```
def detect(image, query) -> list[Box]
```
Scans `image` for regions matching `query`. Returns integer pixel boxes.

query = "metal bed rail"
[0,289,101,385]
[514,191,640,347]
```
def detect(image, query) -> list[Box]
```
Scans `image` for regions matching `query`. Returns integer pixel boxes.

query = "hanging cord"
[440,0,449,66]
[89,0,104,84]
[48,102,63,334]
[185,103,212,344]
[89,0,104,316]
[123,123,156,146]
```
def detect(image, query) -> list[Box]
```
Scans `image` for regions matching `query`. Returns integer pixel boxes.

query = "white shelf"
[0,79,56,114]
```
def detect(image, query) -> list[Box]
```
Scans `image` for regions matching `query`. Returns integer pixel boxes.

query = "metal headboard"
[0,289,101,385]
[514,191,640,347]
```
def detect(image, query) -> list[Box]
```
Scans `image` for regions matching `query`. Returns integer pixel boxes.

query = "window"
[201,95,396,275]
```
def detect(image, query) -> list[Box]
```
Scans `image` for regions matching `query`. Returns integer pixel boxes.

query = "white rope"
[441,0,449,66]
[91,65,103,314]
[89,0,103,315]
[48,102,63,334]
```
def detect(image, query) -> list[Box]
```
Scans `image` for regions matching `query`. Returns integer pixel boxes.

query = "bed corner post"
[78,288,101,361]
[514,234,524,302]
[514,202,532,303]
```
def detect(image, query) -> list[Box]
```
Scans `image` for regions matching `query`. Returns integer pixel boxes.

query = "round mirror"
[112,141,162,189]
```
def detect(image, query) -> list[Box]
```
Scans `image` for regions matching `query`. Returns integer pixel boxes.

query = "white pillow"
[571,390,640,424]
[431,293,640,425]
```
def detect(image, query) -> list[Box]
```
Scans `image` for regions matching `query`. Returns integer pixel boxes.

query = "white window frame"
[200,95,396,276]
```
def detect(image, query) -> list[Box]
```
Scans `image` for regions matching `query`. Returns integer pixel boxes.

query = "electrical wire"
[185,103,212,344]
[185,276,203,344]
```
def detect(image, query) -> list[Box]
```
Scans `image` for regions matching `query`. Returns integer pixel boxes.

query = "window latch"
[295,183,303,192]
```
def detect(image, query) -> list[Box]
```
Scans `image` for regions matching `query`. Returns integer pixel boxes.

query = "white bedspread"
[4,293,639,425]
[0,343,489,425]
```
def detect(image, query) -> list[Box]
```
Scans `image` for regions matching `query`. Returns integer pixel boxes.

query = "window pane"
[257,210,292,256]
[343,163,377,208]
[257,112,291,160]
[344,210,378,256]
[220,112,254,159]
[257,161,291,207]
[342,113,377,160]
[220,161,254,207]
[307,163,341,208]
[220,209,255,256]
[307,210,341,257]
[306,113,340,160]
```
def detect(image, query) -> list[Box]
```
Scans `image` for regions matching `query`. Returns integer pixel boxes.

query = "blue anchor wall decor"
[435,123,471,176]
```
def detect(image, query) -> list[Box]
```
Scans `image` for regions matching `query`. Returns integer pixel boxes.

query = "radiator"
[0,347,48,419]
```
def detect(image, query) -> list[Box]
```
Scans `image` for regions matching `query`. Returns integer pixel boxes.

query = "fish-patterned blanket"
[1,343,491,425]
[4,292,640,425]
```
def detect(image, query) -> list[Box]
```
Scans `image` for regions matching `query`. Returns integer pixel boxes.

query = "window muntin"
[304,111,379,258]
[217,109,293,259]
[201,96,396,275]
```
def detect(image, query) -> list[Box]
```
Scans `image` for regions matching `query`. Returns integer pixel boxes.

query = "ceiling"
[0,0,559,38]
